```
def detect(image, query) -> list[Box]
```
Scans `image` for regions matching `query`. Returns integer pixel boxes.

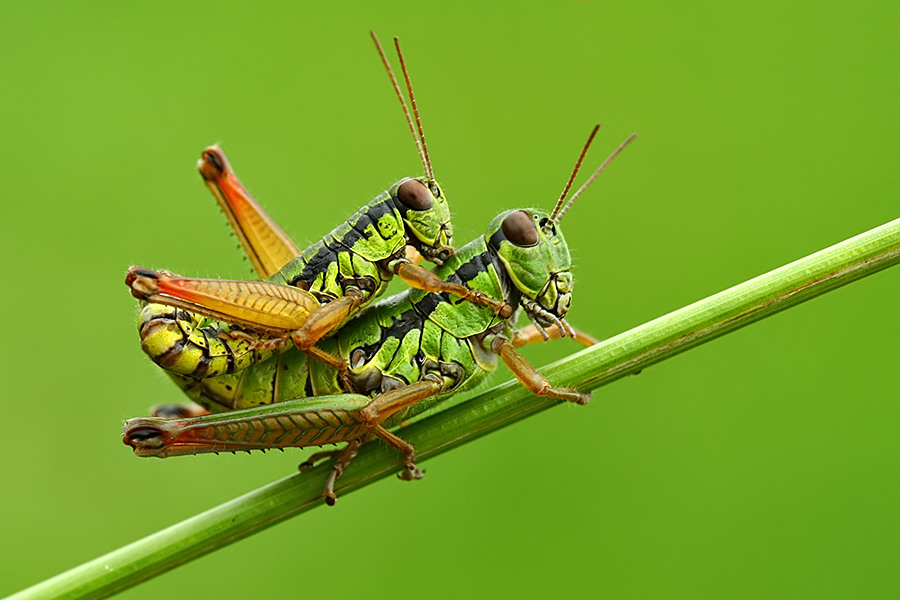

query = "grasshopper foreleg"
[512,323,599,348]
[391,260,515,318]
[490,336,591,405]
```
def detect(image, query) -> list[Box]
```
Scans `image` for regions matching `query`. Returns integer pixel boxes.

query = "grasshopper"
[124,127,636,504]
[129,33,512,411]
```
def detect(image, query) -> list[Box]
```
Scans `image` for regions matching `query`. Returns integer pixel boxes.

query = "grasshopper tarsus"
[570,390,592,406]
[398,466,424,481]
[546,385,591,406]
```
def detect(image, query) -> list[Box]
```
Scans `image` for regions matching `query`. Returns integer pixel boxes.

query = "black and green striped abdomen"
[138,304,278,381]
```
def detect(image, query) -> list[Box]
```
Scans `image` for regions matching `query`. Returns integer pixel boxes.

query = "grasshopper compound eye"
[397,178,434,211]
[502,210,539,247]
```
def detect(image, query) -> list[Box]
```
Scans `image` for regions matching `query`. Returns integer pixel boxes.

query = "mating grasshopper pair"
[123,33,635,504]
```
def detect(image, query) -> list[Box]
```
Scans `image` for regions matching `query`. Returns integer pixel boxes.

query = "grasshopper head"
[391,176,454,265]
[487,208,574,335]
[488,128,636,339]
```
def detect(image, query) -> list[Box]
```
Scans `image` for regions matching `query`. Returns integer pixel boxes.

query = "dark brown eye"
[502,210,539,247]
[397,179,433,211]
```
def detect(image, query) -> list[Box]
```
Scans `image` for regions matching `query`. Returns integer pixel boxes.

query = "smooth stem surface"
[12,217,900,600]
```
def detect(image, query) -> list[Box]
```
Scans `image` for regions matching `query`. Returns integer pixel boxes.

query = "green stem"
[11,218,900,600]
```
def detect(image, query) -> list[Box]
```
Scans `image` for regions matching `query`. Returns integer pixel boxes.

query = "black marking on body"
[156,336,187,368]
[191,336,211,379]
[292,243,338,289]
[487,229,506,254]
[349,208,382,241]
[365,198,396,224]
[452,252,493,286]
[221,330,237,374]
[409,251,499,320]
[269,356,280,405]
[382,336,406,377]
[337,222,364,249]
[348,305,425,395]
[304,372,314,398]
[412,288,444,316]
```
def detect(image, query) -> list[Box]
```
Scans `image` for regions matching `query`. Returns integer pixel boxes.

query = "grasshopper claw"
[398,465,424,481]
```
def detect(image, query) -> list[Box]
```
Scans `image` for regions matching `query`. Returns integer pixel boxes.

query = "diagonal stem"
[10,217,900,600]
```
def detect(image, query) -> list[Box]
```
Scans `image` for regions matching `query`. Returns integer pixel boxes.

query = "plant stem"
[11,217,900,600]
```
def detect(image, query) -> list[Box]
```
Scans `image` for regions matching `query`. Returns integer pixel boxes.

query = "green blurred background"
[2,1,898,598]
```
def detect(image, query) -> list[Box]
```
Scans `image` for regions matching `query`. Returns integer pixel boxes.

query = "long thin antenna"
[393,37,434,181]
[550,124,600,222]
[370,31,431,179]
[555,133,638,223]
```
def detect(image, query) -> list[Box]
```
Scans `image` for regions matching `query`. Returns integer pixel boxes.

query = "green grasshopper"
[129,33,512,410]
[124,127,636,504]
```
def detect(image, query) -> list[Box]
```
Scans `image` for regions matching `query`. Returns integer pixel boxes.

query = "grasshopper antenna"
[554,132,638,223]
[370,31,434,181]
[393,37,434,181]
[550,124,600,222]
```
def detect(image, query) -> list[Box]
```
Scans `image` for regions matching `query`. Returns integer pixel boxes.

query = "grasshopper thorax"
[390,176,454,265]
[487,208,573,333]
